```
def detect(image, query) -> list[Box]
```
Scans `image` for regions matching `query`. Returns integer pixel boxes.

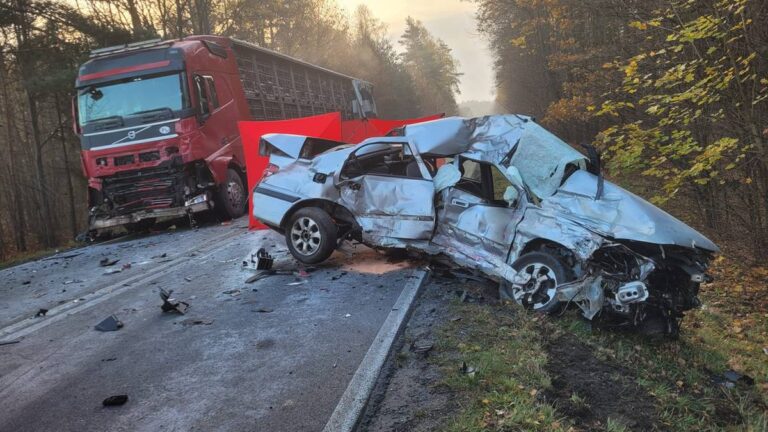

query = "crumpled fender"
[510,206,605,262]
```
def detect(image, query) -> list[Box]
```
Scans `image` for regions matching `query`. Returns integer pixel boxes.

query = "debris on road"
[151,253,167,259]
[35,308,48,318]
[245,270,276,283]
[95,315,123,332]
[103,268,122,275]
[160,289,189,314]
[122,263,132,270]
[344,313,351,318]
[254,307,274,313]
[180,318,214,326]
[99,258,119,267]
[63,279,84,285]
[411,339,434,356]
[0,339,21,347]
[460,361,478,377]
[42,252,83,261]
[254,248,274,270]
[184,276,193,282]
[223,289,241,296]
[21,280,31,285]
[102,395,128,407]
[714,369,755,388]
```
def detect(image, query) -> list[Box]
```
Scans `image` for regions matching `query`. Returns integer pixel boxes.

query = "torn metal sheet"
[252,114,718,336]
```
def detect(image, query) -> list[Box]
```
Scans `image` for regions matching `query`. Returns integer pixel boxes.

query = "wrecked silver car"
[252,115,718,335]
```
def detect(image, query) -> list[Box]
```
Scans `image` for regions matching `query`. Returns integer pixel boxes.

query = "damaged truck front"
[252,115,717,336]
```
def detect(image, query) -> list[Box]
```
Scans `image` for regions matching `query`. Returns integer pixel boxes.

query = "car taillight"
[260,163,279,182]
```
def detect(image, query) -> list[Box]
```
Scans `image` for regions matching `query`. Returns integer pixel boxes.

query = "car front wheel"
[499,251,570,314]
[285,207,337,264]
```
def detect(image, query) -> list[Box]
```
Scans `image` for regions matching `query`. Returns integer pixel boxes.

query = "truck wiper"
[129,107,174,122]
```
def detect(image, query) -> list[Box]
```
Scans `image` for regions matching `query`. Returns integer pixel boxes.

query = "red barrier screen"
[238,113,342,229]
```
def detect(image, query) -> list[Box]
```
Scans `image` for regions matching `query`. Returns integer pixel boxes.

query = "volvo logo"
[159,126,171,134]
[127,130,136,140]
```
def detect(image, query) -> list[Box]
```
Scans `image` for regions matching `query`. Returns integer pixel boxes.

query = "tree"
[399,17,462,115]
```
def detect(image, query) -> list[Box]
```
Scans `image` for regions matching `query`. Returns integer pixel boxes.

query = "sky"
[336,0,496,103]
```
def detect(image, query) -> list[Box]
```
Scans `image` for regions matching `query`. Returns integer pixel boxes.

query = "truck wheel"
[216,168,246,219]
[285,207,337,264]
[499,251,570,314]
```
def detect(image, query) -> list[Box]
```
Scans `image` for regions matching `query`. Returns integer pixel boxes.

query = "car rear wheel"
[500,251,570,314]
[285,207,337,264]
[216,168,246,220]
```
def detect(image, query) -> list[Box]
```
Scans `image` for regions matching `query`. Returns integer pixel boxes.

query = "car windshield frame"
[77,72,189,126]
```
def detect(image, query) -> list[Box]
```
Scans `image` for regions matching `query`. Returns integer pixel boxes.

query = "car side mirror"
[503,185,519,205]
[505,166,524,188]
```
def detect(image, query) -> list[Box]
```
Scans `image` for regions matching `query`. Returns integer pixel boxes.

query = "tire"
[499,251,571,314]
[215,168,247,220]
[285,207,337,264]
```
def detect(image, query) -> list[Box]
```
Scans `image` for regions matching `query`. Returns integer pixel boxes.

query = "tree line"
[0,0,461,261]
[473,0,768,259]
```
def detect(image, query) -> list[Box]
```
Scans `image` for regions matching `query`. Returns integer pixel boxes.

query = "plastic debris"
[35,308,48,318]
[180,318,214,326]
[102,395,128,406]
[95,315,123,332]
[460,361,478,377]
[103,268,122,275]
[255,248,274,270]
[254,308,274,313]
[160,289,189,314]
[99,258,119,267]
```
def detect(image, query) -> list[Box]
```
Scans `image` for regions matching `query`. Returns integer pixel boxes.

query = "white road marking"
[0,228,245,342]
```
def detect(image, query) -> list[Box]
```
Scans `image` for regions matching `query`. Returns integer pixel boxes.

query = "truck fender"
[207,155,243,184]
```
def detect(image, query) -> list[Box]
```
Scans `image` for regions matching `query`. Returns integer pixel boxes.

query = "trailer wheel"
[285,207,337,264]
[216,168,246,219]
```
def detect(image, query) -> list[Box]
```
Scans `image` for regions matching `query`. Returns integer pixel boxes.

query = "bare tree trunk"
[0,53,28,252]
[55,93,78,239]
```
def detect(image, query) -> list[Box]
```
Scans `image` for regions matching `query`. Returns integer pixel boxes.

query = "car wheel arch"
[279,198,357,231]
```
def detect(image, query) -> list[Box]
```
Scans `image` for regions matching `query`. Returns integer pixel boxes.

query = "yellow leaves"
[510,35,527,48]
[629,20,648,30]
[624,59,639,77]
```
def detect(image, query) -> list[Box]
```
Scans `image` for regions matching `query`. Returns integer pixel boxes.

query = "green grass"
[431,302,570,431]
[429,289,767,431]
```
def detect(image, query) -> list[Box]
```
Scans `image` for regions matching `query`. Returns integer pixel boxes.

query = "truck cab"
[76,36,249,232]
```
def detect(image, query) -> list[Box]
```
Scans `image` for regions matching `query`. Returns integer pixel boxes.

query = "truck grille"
[102,166,185,215]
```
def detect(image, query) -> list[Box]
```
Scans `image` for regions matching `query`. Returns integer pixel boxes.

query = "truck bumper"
[89,199,212,230]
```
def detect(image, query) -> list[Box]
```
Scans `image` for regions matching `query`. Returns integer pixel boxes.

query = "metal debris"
[160,289,189,314]
[95,315,123,332]
[102,395,128,406]
[460,361,478,377]
[180,318,214,326]
[255,248,274,270]
[99,258,119,267]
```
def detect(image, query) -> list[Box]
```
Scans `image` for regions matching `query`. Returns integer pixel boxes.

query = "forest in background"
[0,0,462,260]
[473,0,768,260]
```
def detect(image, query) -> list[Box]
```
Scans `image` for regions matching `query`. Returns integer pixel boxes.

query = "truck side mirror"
[71,96,81,135]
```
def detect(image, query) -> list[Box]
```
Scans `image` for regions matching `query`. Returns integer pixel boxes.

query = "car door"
[337,141,435,240]
[435,158,524,257]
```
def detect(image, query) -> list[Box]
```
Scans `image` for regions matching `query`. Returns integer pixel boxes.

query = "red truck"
[74,35,377,233]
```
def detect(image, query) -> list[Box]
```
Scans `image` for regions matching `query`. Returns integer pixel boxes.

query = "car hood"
[543,170,718,252]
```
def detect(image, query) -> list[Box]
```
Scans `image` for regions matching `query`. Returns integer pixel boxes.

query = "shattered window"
[341,142,423,179]
[491,165,512,202]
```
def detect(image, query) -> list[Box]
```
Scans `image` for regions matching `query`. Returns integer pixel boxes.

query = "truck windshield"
[78,73,187,126]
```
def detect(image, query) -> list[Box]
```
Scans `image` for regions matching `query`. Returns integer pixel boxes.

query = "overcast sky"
[336,0,495,103]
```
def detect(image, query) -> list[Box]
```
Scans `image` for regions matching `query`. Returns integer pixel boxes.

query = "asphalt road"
[0,219,416,431]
